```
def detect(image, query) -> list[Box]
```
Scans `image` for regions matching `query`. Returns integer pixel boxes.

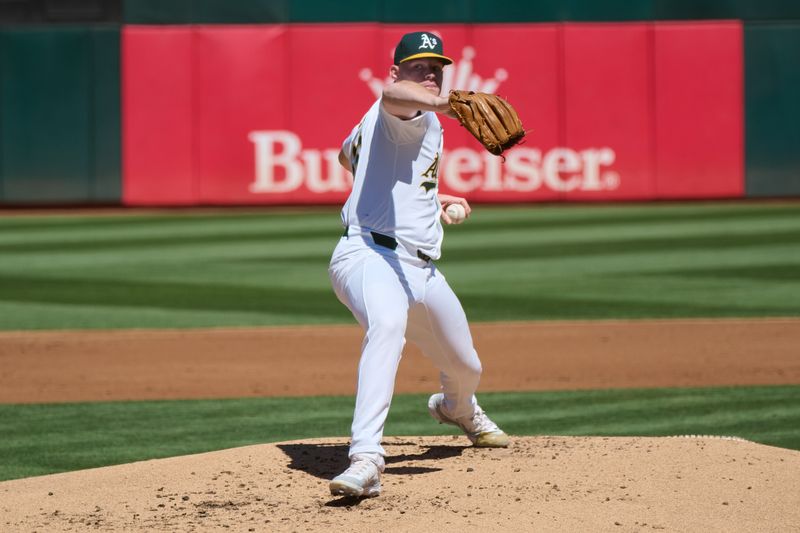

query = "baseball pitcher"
[328,31,515,499]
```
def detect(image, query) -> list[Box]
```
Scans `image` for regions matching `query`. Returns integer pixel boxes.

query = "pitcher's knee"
[367,314,407,341]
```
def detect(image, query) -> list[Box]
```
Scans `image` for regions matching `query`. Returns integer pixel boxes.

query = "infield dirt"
[1,318,798,403]
[1,318,799,532]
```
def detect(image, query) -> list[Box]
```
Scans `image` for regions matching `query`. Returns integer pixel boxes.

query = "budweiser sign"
[123,24,745,206]
[248,130,619,194]
[248,44,619,196]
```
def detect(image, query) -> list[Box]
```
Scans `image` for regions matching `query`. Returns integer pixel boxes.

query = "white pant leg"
[329,239,424,458]
[406,267,482,420]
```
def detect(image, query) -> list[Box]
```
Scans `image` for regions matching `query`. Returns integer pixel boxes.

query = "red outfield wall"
[122,22,743,205]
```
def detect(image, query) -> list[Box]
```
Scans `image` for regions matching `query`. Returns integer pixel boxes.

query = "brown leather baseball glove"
[448,90,526,156]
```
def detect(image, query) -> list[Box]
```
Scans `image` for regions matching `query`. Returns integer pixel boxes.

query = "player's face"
[395,58,445,95]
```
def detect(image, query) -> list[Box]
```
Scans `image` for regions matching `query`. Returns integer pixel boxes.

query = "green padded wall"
[381,0,472,23]
[287,0,381,22]
[654,1,800,21]
[744,24,800,197]
[123,0,287,24]
[0,27,120,204]
[123,0,800,24]
[0,29,91,202]
[92,27,122,202]
[471,1,654,23]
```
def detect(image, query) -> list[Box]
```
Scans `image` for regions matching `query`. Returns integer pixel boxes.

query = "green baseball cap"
[394,31,453,65]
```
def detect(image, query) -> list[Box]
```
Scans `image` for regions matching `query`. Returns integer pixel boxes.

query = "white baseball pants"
[329,234,482,458]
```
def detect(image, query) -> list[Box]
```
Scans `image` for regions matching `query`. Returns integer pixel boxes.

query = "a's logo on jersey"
[420,153,440,193]
[419,34,438,50]
[422,153,440,179]
[360,45,508,98]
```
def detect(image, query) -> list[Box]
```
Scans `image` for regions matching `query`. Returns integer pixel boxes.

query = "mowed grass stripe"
[464,203,800,233]
[447,212,800,248]
[0,211,340,247]
[0,227,342,254]
[0,385,797,482]
[3,224,796,262]
[0,209,338,232]
[2,205,797,258]
[0,202,798,329]
[2,203,796,245]
[457,292,797,321]
[2,202,795,255]
[659,264,800,281]
[0,202,792,228]
[442,228,800,263]
[0,274,348,320]
[0,238,337,273]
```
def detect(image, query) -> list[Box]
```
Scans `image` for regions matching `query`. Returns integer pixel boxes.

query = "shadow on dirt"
[278,441,470,506]
[277,441,469,480]
[277,442,350,480]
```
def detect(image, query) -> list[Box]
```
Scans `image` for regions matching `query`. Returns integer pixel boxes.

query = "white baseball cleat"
[329,454,383,498]
[428,393,510,447]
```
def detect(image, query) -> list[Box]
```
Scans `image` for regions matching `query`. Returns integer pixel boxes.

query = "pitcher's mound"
[2,436,798,532]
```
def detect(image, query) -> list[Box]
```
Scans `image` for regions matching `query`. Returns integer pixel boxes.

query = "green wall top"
[122,0,800,24]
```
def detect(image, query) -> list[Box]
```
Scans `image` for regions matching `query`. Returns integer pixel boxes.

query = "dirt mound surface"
[2,436,798,532]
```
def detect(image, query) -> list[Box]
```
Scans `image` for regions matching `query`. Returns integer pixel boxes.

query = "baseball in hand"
[445,203,467,224]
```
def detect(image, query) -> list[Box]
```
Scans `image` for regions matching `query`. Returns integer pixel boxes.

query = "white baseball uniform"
[329,98,483,459]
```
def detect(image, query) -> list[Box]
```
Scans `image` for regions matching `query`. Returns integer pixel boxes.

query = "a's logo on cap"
[419,33,438,50]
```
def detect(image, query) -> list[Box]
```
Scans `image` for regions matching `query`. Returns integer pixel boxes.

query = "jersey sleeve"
[340,123,360,167]
[378,98,428,144]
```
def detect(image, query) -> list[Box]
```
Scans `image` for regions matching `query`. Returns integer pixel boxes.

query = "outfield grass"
[0,202,798,330]
[0,385,798,482]
[1,202,798,482]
